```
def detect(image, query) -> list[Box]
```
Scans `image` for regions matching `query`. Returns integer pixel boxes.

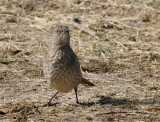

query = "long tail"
[80,77,95,87]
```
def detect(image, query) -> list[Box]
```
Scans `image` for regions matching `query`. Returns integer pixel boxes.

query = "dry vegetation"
[0,0,160,121]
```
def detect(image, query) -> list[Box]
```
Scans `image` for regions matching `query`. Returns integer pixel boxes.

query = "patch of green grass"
[66,8,72,12]
[37,41,41,46]
[37,41,48,47]
[127,0,136,7]
[67,8,71,11]
[96,33,103,38]
[92,43,105,53]
[98,47,105,53]
[0,56,5,62]
[17,35,25,41]
[92,43,97,50]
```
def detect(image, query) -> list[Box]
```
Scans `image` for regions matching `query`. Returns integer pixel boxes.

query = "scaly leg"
[74,87,79,104]
[42,91,59,107]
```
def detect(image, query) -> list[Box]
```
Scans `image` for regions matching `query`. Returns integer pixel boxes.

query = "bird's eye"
[56,30,60,33]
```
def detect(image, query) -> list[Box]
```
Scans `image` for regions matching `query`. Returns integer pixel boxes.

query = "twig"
[112,20,140,31]
[102,18,140,31]
[97,111,153,115]
[0,35,14,41]
[71,21,96,36]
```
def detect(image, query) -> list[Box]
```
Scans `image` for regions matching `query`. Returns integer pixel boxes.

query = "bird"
[43,24,94,106]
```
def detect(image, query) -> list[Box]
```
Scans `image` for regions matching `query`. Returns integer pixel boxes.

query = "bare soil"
[0,0,160,121]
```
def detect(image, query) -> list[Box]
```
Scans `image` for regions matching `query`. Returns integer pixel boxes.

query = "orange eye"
[56,30,60,33]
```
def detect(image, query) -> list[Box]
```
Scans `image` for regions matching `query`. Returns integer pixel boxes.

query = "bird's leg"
[48,91,59,103]
[74,87,79,104]
[42,91,59,107]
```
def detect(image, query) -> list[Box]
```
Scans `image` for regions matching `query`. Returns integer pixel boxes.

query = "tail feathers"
[80,78,95,87]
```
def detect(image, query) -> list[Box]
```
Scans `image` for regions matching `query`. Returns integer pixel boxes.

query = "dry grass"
[0,0,160,121]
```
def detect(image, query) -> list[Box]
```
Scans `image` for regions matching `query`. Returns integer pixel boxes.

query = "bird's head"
[51,25,70,47]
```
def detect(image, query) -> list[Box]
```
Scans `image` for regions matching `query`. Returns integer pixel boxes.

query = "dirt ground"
[0,0,160,121]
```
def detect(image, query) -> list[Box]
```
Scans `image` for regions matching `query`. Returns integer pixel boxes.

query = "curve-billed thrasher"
[43,24,94,106]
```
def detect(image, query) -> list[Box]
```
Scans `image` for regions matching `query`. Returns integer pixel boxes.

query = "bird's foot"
[41,102,57,107]
[76,100,80,104]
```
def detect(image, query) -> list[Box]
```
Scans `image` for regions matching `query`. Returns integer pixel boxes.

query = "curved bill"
[65,28,71,32]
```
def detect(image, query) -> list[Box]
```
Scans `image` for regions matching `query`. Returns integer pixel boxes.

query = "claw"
[41,102,56,107]
[76,101,80,104]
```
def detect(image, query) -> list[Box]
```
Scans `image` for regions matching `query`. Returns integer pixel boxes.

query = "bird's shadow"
[40,96,159,108]
[77,95,160,107]
[77,102,95,106]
